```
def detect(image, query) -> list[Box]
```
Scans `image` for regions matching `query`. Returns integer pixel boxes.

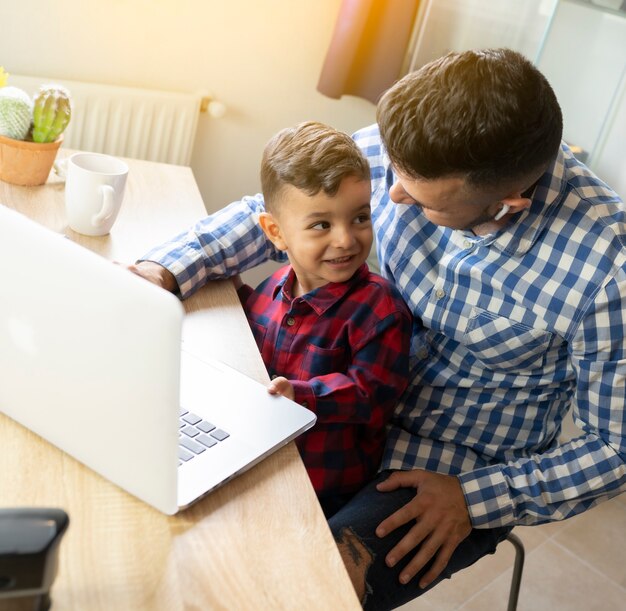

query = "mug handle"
[92,185,115,226]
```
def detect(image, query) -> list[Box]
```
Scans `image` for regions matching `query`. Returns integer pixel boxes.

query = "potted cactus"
[0,67,72,186]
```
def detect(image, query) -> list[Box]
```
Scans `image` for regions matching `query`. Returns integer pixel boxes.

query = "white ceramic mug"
[65,152,129,236]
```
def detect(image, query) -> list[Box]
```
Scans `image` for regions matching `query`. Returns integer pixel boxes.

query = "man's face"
[389,169,532,232]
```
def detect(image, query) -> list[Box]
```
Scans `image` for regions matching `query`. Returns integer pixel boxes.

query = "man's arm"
[374,271,626,588]
[456,271,626,529]
[127,261,178,292]
[137,195,286,299]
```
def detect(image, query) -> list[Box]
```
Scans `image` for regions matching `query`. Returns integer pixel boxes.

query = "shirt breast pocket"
[303,344,349,377]
[463,309,552,373]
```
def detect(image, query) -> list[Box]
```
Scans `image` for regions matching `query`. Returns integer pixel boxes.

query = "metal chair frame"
[505,532,525,611]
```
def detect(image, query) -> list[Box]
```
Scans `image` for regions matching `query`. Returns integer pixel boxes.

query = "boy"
[237,121,412,516]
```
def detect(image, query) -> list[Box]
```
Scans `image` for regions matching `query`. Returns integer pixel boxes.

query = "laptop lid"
[0,205,315,514]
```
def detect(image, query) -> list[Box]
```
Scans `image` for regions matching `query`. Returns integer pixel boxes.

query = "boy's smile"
[259,176,373,296]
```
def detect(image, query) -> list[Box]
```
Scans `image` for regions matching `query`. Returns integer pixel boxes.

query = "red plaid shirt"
[238,264,412,499]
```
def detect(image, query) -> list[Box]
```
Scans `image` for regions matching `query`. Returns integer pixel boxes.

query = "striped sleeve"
[139,194,286,299]
[459,272,626,527]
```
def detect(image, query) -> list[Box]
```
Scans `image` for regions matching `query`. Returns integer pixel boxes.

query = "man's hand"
[375,470,472,589]
[267,376,295,401]
[125,261,178,292]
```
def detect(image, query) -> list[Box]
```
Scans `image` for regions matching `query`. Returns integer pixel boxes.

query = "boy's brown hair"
[261,121,370,212]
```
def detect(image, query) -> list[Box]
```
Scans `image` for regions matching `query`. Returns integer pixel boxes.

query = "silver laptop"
[0,205,316,515]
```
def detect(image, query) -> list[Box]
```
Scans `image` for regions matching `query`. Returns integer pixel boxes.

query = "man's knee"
[335,527,375,603]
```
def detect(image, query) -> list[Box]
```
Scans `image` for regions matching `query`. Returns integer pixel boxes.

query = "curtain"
[317,0,421,104]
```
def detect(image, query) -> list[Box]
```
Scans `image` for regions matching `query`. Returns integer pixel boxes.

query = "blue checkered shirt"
[142,124,626,529]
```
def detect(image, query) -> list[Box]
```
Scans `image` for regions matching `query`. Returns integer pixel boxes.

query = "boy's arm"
[138,195,287,299]
[268,377,295,401]
[290,308,412,425]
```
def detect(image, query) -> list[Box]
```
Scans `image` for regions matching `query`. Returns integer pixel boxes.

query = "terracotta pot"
[0,133,63,187]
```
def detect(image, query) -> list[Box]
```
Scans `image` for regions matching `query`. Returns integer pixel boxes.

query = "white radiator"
[8,75,207,165]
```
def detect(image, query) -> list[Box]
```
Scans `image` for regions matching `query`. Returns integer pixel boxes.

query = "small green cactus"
[0,86,33,140]
[32,84,72,144]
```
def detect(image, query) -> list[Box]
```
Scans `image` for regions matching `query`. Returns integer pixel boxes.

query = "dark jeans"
[319,491,359,519]
[328,470,511,611]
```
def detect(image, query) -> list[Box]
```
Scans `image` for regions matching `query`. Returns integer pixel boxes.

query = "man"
[130,48,626,610]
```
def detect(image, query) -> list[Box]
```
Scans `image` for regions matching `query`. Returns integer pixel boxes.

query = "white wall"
[0,0,376,214]
[2,1,623,251]
[536,0,626,198]
[407,0,557,71]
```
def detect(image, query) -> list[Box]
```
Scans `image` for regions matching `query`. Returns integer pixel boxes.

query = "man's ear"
[493,193,533,221]
[259,212,287,251]
[500,193,533,214]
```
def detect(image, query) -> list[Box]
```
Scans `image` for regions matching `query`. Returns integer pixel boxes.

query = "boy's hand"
[125,261,178,292]
[267,376,295,401]
[375,470,472,589]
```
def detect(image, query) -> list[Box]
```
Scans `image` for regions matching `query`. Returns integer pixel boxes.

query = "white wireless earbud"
[493,204,510,221]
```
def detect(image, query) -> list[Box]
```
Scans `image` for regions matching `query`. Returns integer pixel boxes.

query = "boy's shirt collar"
[272,263,370,316]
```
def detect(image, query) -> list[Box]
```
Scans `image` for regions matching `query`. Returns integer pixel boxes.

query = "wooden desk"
[0,154,359,610]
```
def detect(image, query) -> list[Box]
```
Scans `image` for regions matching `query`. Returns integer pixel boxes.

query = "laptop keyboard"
[179,408,230,465]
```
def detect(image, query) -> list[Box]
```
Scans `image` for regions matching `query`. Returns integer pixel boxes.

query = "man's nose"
[389,181,416,204]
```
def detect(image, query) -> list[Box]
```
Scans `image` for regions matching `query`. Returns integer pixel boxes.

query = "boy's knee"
[335,527,375,603]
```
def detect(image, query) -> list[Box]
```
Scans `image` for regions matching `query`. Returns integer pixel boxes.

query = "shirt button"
[286,316,296,326]
[417,347,429,360]
[435,288,446,299]
[463,239,473,249]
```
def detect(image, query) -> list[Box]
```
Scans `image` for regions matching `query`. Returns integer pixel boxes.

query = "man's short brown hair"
[377,48,563,187]
[261,121,370,211]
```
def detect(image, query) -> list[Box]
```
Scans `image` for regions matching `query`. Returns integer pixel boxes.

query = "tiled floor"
[398,415,626,611]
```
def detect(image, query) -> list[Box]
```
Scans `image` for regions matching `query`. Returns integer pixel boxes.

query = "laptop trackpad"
[177,350,315,509]
[179,350,315,450]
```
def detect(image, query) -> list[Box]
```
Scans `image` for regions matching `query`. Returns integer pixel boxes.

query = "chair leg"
[506,532,525,611]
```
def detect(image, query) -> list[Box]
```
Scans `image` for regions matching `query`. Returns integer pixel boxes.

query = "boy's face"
[260,176,373,296]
